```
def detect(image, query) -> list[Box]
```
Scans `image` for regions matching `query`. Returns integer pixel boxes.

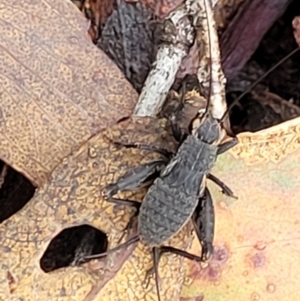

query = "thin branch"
[192,0,227,119]
[133,0,227,120]
[133,3,195,117]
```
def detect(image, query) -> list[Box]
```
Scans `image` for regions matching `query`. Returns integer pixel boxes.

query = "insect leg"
[105,160,167,198]
[153,247,161,301]
[144,246,203,286]
[105,197,141,242]
[155,246,203,261]
[113,141,174,157]
[143,248,162,301]
[207,174,237,198]
[106,197,141,207]
[217,137,238,155]
[170,117,185,142]
[104,161,166,245]
[192,187,214,261]
[83,235,140,261]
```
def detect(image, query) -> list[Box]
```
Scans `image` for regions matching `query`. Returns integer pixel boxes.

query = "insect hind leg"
[143,247,162,301]
[192,188,215,261]
[104,161,165,240]
[83,235,140,261]
[156,245,203,261]
[106,197,141,208]
[143,246,203,293]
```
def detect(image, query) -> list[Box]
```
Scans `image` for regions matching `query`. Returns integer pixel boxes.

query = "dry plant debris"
[227,4,300,133]
[1,0,300,301]
[134,0,228,119]
[98,1,161,92]
[133,2,195,117]
[84,0,114,43]
[124,0,183,18]
[221,0,293,81]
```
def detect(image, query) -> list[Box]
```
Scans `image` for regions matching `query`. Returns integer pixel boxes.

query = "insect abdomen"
[138,177,198,246]
[138,136,218,247]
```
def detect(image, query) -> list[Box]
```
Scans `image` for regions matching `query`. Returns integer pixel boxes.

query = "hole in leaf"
[0,160,35,223]
[40,224,108,273]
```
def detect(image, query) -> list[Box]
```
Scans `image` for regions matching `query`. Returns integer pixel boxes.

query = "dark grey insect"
[83,44,300,300]
[103,107,237,254]
[83,74,237,301]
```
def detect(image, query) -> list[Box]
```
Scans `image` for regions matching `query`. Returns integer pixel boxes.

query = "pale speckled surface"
[0,116,194,301]
[0,0,137,187]
[182,116,300,301]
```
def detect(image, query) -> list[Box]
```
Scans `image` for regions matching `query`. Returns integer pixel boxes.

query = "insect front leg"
[207,173,236,198]
[217,137,238,155]
[105,160,167,198]
[106,197,141,238]
[192,187,215,261]
[170,116,185,143]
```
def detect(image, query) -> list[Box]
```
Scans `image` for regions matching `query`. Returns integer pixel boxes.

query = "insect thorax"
[192,114,222,144]
[161,135,218,189]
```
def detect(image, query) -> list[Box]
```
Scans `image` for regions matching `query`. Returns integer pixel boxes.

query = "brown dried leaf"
[0,0,137,187]
[0,116,194,301]
[181,116,300,301]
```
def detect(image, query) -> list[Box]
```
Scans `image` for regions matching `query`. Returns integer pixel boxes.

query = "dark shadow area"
[40,224,108,273]
[0,160,35,223]
[227,0,300,133]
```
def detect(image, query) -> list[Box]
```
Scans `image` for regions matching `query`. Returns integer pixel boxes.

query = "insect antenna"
[220,46,300,123]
